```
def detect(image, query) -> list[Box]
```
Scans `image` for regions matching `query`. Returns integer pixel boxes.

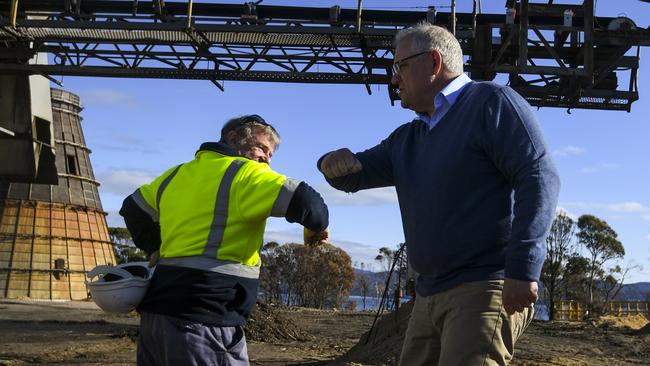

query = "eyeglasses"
[240,114,278,134]
[242,114,267,125]
[392,51,431,75]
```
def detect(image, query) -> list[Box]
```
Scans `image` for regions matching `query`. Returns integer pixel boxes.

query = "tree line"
[109,210,641,319]
[107,229,357,310]
[258,242,355,309]
[541,212,640,320]
[108,227,148,263]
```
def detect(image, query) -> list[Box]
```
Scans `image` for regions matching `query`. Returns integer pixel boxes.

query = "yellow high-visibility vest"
[131,149,299,278]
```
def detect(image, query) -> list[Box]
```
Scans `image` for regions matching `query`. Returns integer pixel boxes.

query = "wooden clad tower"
[0,88,116,300]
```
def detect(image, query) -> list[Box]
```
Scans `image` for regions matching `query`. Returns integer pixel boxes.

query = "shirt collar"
[196,141,239,157]
[416,73,473,121]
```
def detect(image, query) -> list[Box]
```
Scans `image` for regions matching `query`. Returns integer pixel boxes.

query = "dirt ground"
[1,299,649,366]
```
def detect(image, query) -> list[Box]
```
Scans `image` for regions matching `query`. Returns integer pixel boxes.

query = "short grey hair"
[394,22,464,74]
[220,115,280,150]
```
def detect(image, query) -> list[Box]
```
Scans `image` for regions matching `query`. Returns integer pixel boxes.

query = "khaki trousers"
[398,280,533,366]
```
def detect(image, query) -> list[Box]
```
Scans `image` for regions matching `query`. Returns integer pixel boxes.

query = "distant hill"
[352,272,650,302]
[351,269,401,297]
[614,282,650,301]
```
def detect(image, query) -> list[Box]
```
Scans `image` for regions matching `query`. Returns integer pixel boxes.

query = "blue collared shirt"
[417,73,473,130]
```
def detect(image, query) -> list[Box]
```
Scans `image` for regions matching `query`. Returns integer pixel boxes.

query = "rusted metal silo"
[0,88,116,300]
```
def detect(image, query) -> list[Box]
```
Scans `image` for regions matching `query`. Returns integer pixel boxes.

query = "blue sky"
[51,1,649,282]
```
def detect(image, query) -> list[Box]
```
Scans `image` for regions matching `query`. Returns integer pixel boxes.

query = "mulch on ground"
[245,302,314,342]
[337,300,413,365]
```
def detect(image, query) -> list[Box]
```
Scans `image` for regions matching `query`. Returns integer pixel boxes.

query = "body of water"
[348,295,550,320]
[346,295,412,311]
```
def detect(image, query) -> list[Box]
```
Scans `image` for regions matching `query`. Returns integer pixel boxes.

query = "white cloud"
[579,163,618,174]
[97,169,156,196]
[553,145,586,157]
[110,132,145,146]
[642,214,650,221]
[609,202,648,212]
[83,89,139,108]
[317,185,398,206]
[562,201,603,210]
[562,201,649,213]
[93,142,159,155]
[601,163,619,169]
[607,215,625,221]
[646,234,650,241]
[91,132,159,154]
[104,210,125,227]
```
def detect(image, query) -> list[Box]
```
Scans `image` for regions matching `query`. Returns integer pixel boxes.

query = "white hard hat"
[85,262,152,314]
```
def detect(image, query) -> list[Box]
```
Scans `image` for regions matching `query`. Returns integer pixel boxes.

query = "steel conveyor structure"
[0,0,649,111]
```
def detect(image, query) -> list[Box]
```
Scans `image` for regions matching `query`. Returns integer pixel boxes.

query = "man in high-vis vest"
[119,114,329,366]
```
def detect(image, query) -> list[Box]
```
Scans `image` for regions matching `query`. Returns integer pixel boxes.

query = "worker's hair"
[219,114,280,149]
[394,21,464,74]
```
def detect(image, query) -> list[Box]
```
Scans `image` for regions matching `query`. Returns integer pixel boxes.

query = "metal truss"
[0,0,649,111]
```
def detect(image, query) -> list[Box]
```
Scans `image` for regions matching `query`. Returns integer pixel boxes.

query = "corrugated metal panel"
[34,205,50,236]
[7,184,29,200]
[31,238,51,270]
[52,177,69,204]
[65,209,79,238]
[30,271,51,299]
[30,184,51,201]
[53,112,63,140]
[6,271,29,298]
[69,273,87,300]
[0,204,18,232]
[0,239,13,267]
[16,205,34,235]
[69,179,84,206]
[0,271,7,297]
[51,206,66,237]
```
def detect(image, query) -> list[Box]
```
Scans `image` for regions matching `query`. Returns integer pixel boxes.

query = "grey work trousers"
[137,311,249,366]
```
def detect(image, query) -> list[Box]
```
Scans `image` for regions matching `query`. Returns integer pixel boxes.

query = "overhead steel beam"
[0,0,648,111]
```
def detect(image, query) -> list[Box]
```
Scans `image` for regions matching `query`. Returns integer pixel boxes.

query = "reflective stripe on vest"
[156,164,182,212]
[150,156,286,275]
[132,189,157,221]
[131,164,182,223]
[158,256,260,279]
[156,159,256,276]
[203,159,245,258]
[271,177,300,217]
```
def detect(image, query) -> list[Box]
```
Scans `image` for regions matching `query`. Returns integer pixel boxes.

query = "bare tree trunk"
[548,283,556,321]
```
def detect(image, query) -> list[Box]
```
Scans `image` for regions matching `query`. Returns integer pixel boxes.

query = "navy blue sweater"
[320,81,560,296]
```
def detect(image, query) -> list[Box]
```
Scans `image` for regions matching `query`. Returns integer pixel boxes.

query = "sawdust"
[596,313,649,330]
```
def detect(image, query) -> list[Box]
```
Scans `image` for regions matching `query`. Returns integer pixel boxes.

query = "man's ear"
[431,50,442,76]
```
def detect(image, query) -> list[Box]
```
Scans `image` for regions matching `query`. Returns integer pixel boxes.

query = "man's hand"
[503,278,538,315]
[304,227,329,247]
[148,250,160,268]
[320,148,363,179]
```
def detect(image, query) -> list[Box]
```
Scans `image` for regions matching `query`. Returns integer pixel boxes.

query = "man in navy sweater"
[318,22,560,365]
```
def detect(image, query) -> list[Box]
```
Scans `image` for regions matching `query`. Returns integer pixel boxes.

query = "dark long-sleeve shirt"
[319,81,560,296]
